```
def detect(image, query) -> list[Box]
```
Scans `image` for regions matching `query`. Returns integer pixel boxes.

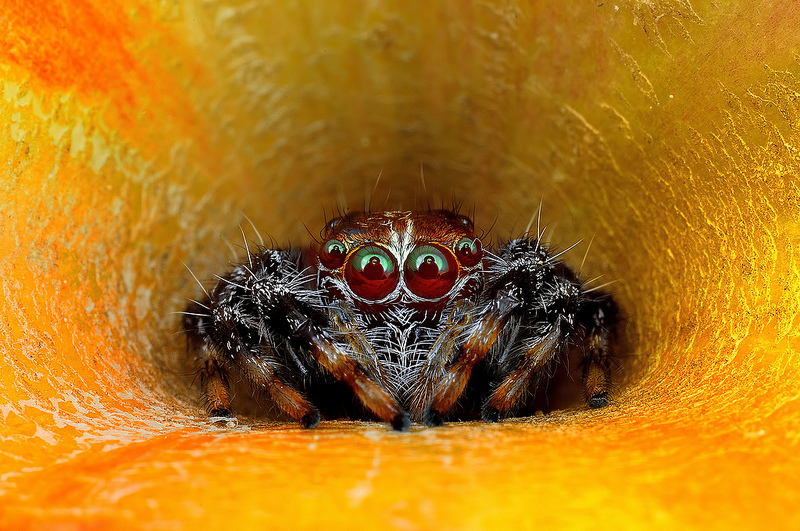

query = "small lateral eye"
[344,246,399,300]
[320,239,347,269]
[455,237,482,267]
[404,245,458,299]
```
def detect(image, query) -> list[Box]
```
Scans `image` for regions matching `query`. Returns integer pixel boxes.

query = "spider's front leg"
[183,249,324,428]
[423,238,617,426]
[184,249,409,431]
[308,302,410,431]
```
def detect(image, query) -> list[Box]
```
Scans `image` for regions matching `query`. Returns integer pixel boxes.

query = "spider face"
[183,209,618,431]
[317,211,483,317]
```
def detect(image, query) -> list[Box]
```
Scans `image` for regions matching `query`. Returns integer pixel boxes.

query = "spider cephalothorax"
[317,211,483,318]
[182,210,618,431]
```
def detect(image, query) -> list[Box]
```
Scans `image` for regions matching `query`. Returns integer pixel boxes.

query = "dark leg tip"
[588,392,609,409]
[423,407,446,427]
[391,412,412,432]
[208,408,232,418]
[301,410,321,429]
[481,406,501,423]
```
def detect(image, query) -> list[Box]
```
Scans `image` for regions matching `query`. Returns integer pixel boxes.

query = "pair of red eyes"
[320,238,482,300]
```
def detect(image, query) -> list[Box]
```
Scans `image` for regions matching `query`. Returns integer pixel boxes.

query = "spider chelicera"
[182,210,618,431]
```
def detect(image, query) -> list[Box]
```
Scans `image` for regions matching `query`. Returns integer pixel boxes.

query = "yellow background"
[1,1,798,528]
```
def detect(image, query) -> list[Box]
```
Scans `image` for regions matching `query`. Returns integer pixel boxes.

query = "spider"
[182,210,618,431]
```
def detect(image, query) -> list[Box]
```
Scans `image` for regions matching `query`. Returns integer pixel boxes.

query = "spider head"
[316,211,484,316]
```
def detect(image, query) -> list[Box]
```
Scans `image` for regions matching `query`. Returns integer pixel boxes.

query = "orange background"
[1,1,799,529]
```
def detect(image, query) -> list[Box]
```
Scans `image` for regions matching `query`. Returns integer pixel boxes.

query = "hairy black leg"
[579,296,617,408]
[324,302,410,430]
[244,251,407,430]
[481,324,563,422]
[307,335,410,431]
[237,355,320,425]
[183,250,322,427]
[424,237,593,425]
[477,238,596,422]
[203,359,233,417]
[410,300,475,421]
[423,296,515,426]
[482,240,620,420]
[183,301,233,417]
[327,301,392,389]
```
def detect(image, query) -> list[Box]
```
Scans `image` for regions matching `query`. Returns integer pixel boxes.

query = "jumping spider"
[182,210,617,431]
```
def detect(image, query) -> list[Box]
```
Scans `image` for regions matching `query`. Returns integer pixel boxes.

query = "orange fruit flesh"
[1,1,799,528]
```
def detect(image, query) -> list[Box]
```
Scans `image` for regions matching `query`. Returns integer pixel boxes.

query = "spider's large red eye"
[455,237,482,267]
[319,239,347,269]
[344,246,399,300]
[404,245,458,299]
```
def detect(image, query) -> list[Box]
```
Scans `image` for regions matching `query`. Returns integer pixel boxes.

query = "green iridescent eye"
[344,245,399,300]
[353,247,395,276]
[319,239,347,268]
[409,246,448,275]
[455,237,482,267]
[404,245,457,299]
